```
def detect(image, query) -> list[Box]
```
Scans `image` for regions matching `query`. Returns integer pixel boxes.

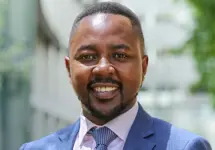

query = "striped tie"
[89,127,117,150]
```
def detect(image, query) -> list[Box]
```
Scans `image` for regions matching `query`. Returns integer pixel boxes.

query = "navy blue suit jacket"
[20,104,212,150]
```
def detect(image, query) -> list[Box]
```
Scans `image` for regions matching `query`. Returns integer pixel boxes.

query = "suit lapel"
[56,119,80,150]
[123,103,156,150]
[54,103,156,150]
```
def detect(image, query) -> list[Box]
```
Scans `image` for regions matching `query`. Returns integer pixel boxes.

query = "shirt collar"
[78,102,139,145]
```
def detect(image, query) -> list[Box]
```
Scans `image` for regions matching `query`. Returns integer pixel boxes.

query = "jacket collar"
[56,103,156,150]
[123,103,156,150]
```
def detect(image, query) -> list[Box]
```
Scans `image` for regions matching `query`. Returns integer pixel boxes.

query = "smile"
[94,86,118,92]
[90,83,120,100]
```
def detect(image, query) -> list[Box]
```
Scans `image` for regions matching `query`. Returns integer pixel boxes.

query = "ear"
[142,55,148,82]
[64,56,72,82]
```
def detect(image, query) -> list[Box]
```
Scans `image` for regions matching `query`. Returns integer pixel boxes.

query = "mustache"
[87,77,122,89]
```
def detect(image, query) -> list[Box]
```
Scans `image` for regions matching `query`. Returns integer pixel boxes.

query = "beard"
[86,89,125,122]
[78,76,139,122]
[80,77,124,121]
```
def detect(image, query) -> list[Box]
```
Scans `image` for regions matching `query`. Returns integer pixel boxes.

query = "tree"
[184,0,215,108]
[0,0,36,149]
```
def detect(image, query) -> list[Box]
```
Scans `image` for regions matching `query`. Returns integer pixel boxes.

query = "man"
[20,2,212,150]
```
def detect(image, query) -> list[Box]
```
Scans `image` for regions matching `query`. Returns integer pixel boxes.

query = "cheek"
[117,63,142,94]
[71,64,91,95]
[124,71,142,92]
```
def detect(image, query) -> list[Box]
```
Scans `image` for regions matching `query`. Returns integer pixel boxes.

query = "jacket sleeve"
[184,137,212,150]
[19,143,27,150]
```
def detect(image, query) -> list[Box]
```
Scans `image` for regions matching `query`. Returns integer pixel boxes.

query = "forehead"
[71,13,137,42]
[80,13,132,31]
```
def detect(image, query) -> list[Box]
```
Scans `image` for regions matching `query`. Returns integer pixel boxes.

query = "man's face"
[65,13,148,122]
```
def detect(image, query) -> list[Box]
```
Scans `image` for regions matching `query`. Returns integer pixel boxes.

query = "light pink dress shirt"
[73,102,138,150]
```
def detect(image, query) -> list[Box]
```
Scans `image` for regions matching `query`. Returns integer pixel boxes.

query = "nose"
[92,57,115,76]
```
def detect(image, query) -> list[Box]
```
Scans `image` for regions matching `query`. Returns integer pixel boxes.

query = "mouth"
[90,83,120,100]
[94,86,118,92]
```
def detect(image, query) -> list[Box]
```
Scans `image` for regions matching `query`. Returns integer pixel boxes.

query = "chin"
[91,111,118,122]
[90,103,122,120]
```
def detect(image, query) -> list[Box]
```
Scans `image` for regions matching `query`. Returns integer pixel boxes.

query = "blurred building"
[29,0,82,140]
[22,0,215,148]
[0,0,37,149]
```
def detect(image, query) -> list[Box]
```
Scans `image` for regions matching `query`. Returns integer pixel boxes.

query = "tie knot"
[89,127,117,149]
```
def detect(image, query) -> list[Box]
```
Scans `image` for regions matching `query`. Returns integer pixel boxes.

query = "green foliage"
[0,0,31,86]
[0,0,7,49]
[0,42,32,74]
[184,0,215,108]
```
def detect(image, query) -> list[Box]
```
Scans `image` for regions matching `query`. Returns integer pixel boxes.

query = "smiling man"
[19,2,212,150]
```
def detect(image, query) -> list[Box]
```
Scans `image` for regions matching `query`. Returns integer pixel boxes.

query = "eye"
[78,54,97,61]
[113,53,128,60]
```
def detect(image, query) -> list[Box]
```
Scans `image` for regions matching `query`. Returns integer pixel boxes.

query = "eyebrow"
[76,43,130,52]
[77,44,97,52]
[109,44,130,50]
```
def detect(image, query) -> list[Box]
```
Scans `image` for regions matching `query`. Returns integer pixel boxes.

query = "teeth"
[94,87,117,92]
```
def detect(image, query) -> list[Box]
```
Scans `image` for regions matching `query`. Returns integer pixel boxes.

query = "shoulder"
[19,132,60,150]
[184,136,212,150]
[152,117,211,150]
[19,124,77,150]
[167,125,212,150]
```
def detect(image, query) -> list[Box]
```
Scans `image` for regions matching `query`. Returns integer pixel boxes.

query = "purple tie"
[89,127,117,150]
